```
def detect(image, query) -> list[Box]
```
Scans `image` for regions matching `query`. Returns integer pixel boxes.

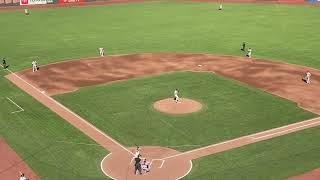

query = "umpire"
[134,154,142,175]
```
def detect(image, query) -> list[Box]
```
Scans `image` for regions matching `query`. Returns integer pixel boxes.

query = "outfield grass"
[55,72,316,151]
[187,126,320,180]
[0,70,108,180]
[0,1,320,70]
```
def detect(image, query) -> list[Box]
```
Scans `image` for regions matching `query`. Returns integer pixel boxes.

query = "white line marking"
[161,137,244,160]
[176,160,193,180]
[3,66,134,156]
[101,153,117,180]
[161,117,320,161]
[6,97,24,114]
[159,160,165,168]
[252,121,320,140]
[253,117,320,136]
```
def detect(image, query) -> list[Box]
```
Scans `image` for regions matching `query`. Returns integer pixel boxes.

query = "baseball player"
[218,4,223,10]
[99,48,104,57]
[32,60,38,72]
[2,58,6,69]
[24,9,29,16]
[141,158,150,173]
[303,71,312,84]
[241,42,246,51]
[19,172,28,180]
[246,48,252,58]
[131,146,141,163]
[174,89,180,103]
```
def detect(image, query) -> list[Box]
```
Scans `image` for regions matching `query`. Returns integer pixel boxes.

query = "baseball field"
[1,0,320,179]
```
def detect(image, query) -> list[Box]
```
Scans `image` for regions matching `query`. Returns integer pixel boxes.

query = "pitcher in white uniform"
[174,89,180,103]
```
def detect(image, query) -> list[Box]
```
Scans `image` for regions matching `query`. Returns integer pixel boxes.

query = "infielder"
[246,48,252,58]
[32,60,38,72]
[218,4,223,10]
[174,89,180,103]
[99,48,104,57]
[304,71,311,84]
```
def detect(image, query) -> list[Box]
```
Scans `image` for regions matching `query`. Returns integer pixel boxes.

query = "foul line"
[160,117,320,161]
[252,121,320,140]
[3,66,134,156]
[6,97,24,114]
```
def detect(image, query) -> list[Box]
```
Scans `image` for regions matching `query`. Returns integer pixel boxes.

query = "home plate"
[197,64,202,67]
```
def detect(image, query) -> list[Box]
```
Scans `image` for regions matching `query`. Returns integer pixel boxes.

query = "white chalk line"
[253,116,320,136]
[252,121,320,140]
[6,97,24,114]
[100,153,118,180]
[160,117,320,161]
[176,160,193,180]
[3,66,134,156]
[150,159,165,168]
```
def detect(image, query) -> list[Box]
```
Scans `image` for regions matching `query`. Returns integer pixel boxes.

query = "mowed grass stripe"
[0,70,108,180]
[55,72,316,152]
[0,2,320,70]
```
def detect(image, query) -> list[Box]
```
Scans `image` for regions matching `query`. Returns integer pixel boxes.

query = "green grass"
[0,1,320,71]
[187,126,320,180]
[0,70,108,180]
[55,72,316,151]
[1,1,320,179]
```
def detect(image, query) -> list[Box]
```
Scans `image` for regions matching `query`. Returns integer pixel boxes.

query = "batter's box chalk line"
[6,97,24,114]
[150,159,165,168]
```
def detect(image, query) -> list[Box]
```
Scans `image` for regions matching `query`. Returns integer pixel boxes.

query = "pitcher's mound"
[153,98,202,114]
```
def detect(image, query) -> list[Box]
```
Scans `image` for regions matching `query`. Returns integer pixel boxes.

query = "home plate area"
[101,146,192,180]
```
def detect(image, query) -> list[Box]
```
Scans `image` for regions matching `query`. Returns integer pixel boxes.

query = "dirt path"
[5,53,320,179]
[15,53,320,114]
[0,138,40,180]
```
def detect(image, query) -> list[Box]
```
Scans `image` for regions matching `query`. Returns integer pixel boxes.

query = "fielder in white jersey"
[99,48,104,57]
[304,71,311,84]
[32,60,38,72]
[174,89,180,103]
[247,48,252,58]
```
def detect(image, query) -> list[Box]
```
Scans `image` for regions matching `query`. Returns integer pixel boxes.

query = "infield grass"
[0,1,320,70]
[55,72,316,152]
[0,70,108,180]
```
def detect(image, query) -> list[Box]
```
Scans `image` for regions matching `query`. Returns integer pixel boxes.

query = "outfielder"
[99,48,104,57]
[174,89,180,103]
[2,58,6,69]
